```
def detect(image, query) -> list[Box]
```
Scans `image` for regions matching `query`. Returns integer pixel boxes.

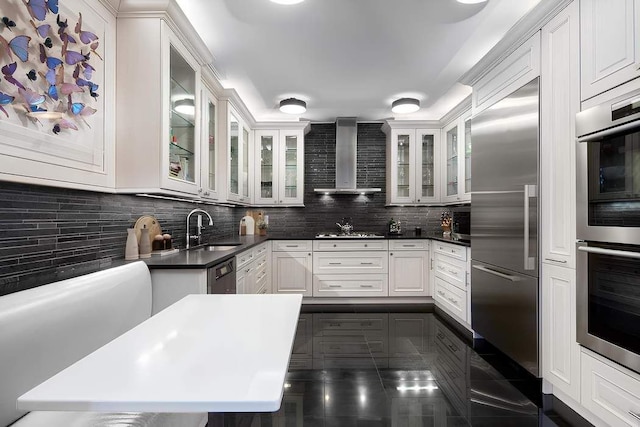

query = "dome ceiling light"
[456,0,488,4]
[279,98,307,114]
[391,98,420,114]
[174,99,195,116]
[270,0,304,4]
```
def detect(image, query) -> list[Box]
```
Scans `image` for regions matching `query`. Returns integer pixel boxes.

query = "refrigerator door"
[471,261,539,377]
[471,78,539,193]
[471,190,538,277]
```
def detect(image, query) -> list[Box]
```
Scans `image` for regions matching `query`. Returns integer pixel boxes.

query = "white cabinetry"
[226,107,252,204]
[472,32,541,115]
[199,86,220,200]
[272,241,313,296]
[254,126,308,206]
[441,110,471,204]
[432,242,470,327]
[388,240,430,297]
[580,0,640,101]
[382,123,441,205]
[149,269,206,315]
[236,242,270,294]
[312,240,389,297]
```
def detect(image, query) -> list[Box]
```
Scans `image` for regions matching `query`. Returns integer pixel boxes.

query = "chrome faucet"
[186,208,214,249]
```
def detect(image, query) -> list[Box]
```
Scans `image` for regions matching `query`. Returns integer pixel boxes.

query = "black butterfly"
[44,37,52,48]
[56,14,67,32]
[26,69,37,81]
[2,17,16,31]
[52,124,60,134]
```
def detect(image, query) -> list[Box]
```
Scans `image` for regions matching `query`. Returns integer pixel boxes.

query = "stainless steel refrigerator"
[470,77,540,377]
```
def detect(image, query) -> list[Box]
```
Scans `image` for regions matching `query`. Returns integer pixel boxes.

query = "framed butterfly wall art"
[0,0,115,190]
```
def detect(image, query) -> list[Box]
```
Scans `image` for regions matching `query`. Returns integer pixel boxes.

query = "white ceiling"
[176,0,541,122]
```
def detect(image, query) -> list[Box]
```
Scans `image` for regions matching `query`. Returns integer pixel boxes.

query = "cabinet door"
[581,0,640,101]
[461,116,472,202]
[236,272,246,295]
[227,108,249,203]
[389,251,429,296]
[541,1,579,268]
[164,32,201,195]
[255,130,279,205]
[415,129,440,204]
[389,129,416,204]
[200,87,218,200]
[272,252,312,296]
[242,125,251,201]
[279,130,304,205]
[442,120,460,203]
[542,264,580,402]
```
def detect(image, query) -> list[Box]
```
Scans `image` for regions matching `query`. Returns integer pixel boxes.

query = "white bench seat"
[12,411,206,427]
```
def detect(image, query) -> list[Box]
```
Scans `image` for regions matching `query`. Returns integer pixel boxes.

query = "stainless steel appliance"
[207,258,236,294]
[470,78,540,377]
[575,81,640,372]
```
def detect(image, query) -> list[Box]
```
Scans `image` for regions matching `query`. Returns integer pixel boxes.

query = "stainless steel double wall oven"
[576,81,640,373]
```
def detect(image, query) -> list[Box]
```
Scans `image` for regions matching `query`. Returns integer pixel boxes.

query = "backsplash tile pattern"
[0,182,236,296]
[260,123,470,235]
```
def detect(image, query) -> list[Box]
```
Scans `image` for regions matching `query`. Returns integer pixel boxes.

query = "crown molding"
[440,95,471,126]
[459,0,573,86]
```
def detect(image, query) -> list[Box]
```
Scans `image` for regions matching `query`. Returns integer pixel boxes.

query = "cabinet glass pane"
[421,134,434,198]
[208,100,216,191]
[260,135,274,199]
[447,127,458,197]
[230,116,239,195]
[169,46,196,183]
[465,119,471,193]
[242,127,249,198]
[397,134,411,198]
[284,135,298,199]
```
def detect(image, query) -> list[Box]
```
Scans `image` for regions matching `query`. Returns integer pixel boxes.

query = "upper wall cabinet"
[115,1,216,198]
[472,32,541,116]
[0,0,116,191]
[383,123,441,206]
[226,106,252,204]
[441,111,471,204]
[254,125,308,207]
[581,0,640,101]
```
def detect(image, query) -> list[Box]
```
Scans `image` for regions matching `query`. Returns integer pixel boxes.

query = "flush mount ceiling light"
[279,98,307,114]
[174,99,195,116]
[270,0,304,4]
[456,0,488,3]
[391,98,420,114]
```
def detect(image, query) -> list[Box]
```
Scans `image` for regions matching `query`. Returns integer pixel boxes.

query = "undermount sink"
[203,244,242,251]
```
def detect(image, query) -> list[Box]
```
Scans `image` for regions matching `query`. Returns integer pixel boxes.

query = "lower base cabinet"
[432,242,470,327]
[389,246,430,297]
[272,241,313,296]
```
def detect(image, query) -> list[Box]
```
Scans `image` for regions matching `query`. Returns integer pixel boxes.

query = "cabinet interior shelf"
[170,110,195,128]
[170,142,194,156]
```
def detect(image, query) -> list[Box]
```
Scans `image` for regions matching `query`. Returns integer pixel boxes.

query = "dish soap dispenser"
[239,218,246,236]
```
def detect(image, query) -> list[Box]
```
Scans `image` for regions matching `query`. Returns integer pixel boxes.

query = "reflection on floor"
[220,305,592,427]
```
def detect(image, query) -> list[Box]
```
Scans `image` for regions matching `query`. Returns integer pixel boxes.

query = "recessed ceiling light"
[279,98,307,114]
[391,98,420,114]
[456,0,488,4]
[270,0,304,4]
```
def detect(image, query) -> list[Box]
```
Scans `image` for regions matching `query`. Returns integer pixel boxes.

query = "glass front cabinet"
[384,125,441,205]
[227,107,251,204]
[440,110,471,204]
[254,127,306,206]
[199,86,218,200]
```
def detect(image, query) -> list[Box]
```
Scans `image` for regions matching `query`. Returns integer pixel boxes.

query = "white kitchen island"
[17,294,303,426]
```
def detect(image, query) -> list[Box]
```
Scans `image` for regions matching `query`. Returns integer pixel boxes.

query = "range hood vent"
[314,118,382,195]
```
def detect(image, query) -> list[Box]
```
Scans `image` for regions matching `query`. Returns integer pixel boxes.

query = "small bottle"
[240,218,246,236]
[139,225,152,259]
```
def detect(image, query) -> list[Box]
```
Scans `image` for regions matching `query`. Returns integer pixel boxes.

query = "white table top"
[17,294,303,413]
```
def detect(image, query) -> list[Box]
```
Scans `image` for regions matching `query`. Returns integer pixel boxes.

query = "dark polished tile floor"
[216,305,592,427]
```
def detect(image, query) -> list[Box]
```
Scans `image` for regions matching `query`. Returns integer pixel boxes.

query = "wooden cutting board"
[134,215,162,246]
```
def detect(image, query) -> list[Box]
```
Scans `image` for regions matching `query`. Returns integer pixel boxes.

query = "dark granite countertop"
[144,232,470,270]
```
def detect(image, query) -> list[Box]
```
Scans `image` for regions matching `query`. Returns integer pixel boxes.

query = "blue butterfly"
[39,43,63,69]
[0,91,15,118]
[0,35,30,62]
[24,0,58,21]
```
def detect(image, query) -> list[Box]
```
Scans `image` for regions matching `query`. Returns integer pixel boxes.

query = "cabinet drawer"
[388,240,429,250]
[435,319,467,370]
[272,240,312,252]
[433,242,467,261]
[313,240,388,251]
[434,277,467,323]
[236,250,255,268]
[255,254,268,274]
[434,253,467,291]
[313,274,388,297]
[253,242,269,257]
[581,349,640,426]
[313,251,388,274]
[314,313,387,333]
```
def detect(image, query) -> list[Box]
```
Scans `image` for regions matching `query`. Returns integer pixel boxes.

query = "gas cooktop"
[315,232,384,238]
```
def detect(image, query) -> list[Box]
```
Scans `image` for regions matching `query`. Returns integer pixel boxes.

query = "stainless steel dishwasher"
[207,258,236,294]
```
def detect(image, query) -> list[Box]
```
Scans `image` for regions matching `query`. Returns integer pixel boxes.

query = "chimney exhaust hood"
[314,118,382,195]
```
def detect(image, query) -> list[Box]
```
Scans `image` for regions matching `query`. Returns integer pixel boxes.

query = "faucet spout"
[186,208,214,249]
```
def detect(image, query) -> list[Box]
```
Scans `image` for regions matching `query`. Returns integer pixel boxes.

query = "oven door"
[577,241,640,373]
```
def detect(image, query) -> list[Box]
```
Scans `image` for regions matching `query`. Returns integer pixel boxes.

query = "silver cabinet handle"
[448,269,458,275]
[448,297,458,305]
[402,244,416,247]
[360,284,374,288]
[438,265,445,271]
[286,245,299,248]
[329,262,342,265]
[545,258,567,264]
[578,245,640,259]
[437,290,446,296]
[629,411,640,421]
[472,264,521,282]
[329,284,342,288]
[360,262,373,265]
[524,184,536,270]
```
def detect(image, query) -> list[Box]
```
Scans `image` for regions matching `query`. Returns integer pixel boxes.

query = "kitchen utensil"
[134,215,162,247]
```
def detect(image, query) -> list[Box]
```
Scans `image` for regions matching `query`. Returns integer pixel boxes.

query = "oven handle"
[577,119,640,142]
[578,246,640,259]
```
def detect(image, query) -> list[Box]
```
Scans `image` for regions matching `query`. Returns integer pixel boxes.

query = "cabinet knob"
[390,253,393,256]
[417,199,421,202]
[364,244,368,247]
[280,200,283,203]
[198,188,203,193]
[308,253,311,256]
[333,244,337,247]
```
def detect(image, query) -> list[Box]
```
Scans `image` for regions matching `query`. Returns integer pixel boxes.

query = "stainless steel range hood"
[314,118,382,195]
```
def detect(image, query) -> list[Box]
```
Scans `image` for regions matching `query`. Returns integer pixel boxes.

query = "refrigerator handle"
[472,264,521,282]
[524,184,536,270]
